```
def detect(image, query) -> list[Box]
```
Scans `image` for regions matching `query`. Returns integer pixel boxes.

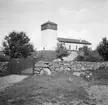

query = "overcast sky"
[0,0,108,50]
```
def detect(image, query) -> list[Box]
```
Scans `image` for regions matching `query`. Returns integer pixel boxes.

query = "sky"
[0,0,108,50]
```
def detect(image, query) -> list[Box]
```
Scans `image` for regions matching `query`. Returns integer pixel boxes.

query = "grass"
[0,71,89,105]
[1,68,108,105]
[88,67,108,85]
[37,50,57,61]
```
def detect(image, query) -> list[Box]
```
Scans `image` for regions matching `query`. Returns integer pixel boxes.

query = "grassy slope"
[1,67,108,104]
[0,72,89,105]
[90,67,108,85]
[37,50,57,61]
[90,50,102,60]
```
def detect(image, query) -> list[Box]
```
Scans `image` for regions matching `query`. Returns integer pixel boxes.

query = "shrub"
[55,43,69,61]
[75,47,102,62]
[0,61,9,76]
[84,55,102,62]
[75,54,101,62]
[74,55,84,61]
[79,46,90,56]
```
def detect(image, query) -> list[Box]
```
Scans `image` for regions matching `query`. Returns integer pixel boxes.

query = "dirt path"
[0,74,28,91]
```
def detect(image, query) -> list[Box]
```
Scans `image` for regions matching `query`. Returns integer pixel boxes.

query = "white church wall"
[64,43,85,50]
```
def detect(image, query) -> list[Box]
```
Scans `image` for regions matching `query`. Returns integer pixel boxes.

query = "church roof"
[57,37,91,45]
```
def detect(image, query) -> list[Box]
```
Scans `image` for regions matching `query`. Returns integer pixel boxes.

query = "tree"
[97,37,108,61]
[2,31,34,59]
[55,43,69,61]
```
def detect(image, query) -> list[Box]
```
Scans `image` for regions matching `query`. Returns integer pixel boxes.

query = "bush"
[55,43,69,61]
[79,46,90,56]
[74,55,84,61]
[84,55,102,62]
[75,54,102,62]
[75,47,102,62]
[0,61,9,76]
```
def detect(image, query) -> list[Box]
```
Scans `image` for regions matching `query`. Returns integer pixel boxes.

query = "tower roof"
[41,20,57,26]
[41,20,57,31]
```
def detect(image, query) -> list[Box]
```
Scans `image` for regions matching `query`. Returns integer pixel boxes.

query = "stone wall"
[34,61,108,76]
[0,61,9,76]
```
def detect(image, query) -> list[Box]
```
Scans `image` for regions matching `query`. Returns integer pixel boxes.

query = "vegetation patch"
[0,73,89,105]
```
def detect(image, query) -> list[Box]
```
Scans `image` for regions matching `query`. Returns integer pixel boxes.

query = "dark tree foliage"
[2,31,34,59]
[55,43,69,61]
[97,37,108,61]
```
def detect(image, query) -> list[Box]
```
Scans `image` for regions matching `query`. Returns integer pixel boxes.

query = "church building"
[41,21,91,50]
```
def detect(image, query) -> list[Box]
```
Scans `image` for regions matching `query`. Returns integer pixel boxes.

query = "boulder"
[73,72,81,77]
[81,66,86,71]
[40,68,51,75]
[59,67,64,71]
[35,63,49,68]
[49,66,55,71]
[41,64,49,68]
[55,68,60,72]
[53,59,61,62]
[53,63,60,68]
[64,63,70,66]
[44,61,49,64]
[73,72,85,77]
[34,70,40,74]
[65,67,71,71]
[34,67,42,72]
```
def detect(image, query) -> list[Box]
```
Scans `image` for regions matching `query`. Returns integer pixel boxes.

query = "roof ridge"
[41,21,57,26]
[57,37,91,45]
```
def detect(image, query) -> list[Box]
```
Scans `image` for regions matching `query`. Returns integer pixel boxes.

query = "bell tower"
[41,21,58,50]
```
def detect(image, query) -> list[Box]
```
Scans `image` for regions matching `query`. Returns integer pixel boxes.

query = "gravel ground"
[84,85,108,105]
